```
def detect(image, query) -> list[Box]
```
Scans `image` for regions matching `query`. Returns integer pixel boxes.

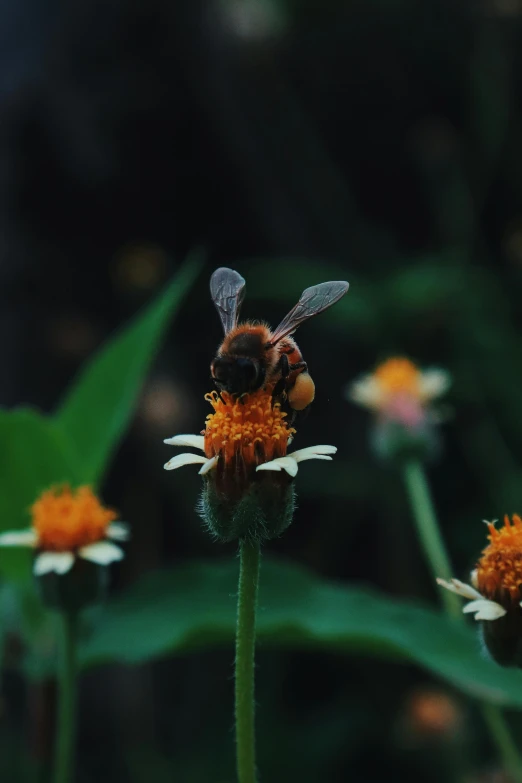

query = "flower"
[437,515,522,622]
[163,388,337,541]
[350,357,449,420]
[0,486,128,576]
[435,516,522,667]
[164,390,336,478]
[348,357,450,460]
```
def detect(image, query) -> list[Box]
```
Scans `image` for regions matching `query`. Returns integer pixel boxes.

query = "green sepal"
[481,611,522,669]
[199,473,295,543]
[371,419,440,464]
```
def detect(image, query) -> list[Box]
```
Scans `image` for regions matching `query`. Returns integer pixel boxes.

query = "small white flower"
[163,434,337,478]
[348,358,450,411]
[436,577,507,621]
[0,521,129,577]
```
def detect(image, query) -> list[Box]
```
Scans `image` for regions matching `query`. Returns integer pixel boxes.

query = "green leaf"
[81,558,522,707]
[0,409,80,582]
[54,252,203,485]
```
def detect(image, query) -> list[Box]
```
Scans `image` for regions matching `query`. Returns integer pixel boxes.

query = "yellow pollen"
[374,357,421,397]
[476,514,522,605]
[203,389,295,467]
[32,485,117,552]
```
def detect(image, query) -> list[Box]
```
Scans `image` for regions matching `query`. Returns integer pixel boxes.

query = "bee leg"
[271,354,289,402]
[289,361,308,373]
[279,354,290,378]
[271,377,286,400]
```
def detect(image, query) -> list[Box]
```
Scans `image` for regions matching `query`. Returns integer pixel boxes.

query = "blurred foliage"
[82,557,522,708]
[55,252,203,485]
[0,411,80,584]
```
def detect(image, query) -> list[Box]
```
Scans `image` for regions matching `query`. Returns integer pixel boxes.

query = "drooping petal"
[349,376,384,409]
[164,453,209,471]
[289,445,337,462]
[34,551,75,576]
[79,541,124,566]
[462,599,506,621]
[419,369,451,401]
[436,578,482,600]
[0,529,38,548]
[107,522,130,541]
[257,457,299,477]
[198,456,219,475]
[163,434,205,452]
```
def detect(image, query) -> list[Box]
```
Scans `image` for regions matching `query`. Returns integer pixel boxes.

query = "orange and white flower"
[437,515,522,621]
[164,389,336,480]
[0,486,128,576]
[349,357,450,428]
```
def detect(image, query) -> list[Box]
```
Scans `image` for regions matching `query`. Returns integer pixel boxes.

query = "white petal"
[257,457,299,477]
[163,434,205,452]
[463,599,506,621]
[79,541,124,566]
[470,569,478,589]
[107,522,130,541]
[436,578,482,600]
[289,445,337,462]
[419,369,451,401]
[34,551,75,576]
[293,454,333,464]
[348,376,384,409]
[256,461,283,472]
[198,456,219,475]
[0,529,38,547]
[164,453,208,471]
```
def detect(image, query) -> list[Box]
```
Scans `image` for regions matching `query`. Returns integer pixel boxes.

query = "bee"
[209,267,349,413]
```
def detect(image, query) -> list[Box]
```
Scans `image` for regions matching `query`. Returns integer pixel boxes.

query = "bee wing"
[210,267,246,334]
[269,280,349,345]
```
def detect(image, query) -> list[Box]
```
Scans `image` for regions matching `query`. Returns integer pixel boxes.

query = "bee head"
[211,356,264,395]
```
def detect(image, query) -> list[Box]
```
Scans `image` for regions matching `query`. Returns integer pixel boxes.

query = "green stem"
[235,539,261,783]
[53,611,78,783]
[402,459,522,783]
[402,459,460,617]
[481,703,522,781]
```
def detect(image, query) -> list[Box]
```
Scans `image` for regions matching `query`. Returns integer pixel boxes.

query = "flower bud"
[164,389,338,542]
[200,470,295,543]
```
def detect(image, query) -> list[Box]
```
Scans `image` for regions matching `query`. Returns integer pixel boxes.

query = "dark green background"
[2,0,522,780]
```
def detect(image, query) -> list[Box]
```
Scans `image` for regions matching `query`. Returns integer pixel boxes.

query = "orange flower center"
[476,515,522,605]
[32,486,117,552]
[203,389,295,468]
[374,358,421,397]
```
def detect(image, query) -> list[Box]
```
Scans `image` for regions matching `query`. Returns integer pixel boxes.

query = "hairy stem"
[235,539,261,783]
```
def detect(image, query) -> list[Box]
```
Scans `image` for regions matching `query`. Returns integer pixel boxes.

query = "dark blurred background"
[2,0,522,780]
